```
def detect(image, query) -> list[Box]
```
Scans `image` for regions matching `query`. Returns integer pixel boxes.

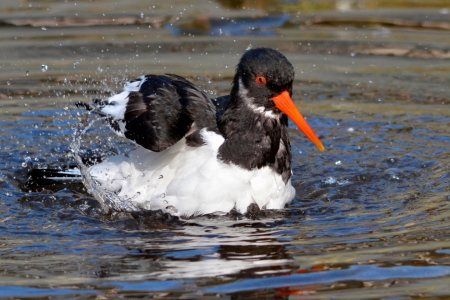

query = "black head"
[218,48,323,183]
[232,48,295,108]
[227,47,325,152]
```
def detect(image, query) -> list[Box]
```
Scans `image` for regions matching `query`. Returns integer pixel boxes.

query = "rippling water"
[1,0,450,299]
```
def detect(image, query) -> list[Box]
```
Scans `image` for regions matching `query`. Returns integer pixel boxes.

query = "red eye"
[255,75,267,85]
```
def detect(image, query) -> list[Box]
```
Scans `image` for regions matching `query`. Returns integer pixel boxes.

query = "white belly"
[89,129,295,217]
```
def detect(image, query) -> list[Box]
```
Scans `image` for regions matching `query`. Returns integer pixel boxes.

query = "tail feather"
[24,148,112,188]
[28,167,82,181]
[24,166,82,189]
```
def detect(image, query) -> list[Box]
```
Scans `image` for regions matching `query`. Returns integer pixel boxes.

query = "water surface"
[1,0,450,299]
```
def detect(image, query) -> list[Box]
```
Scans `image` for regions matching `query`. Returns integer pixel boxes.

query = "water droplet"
[337,179,351,186]
[22,157,32,168]
[41,26,47,31]
[6,81,10,85]
[347,127,355,132]
[160,193,165,198]
[335,160,342,165]
[383,168,404,181]
[323,177,337,185]
[246,44,253,50]
[140,12,145,18]
[350,53,355,57]
[166,205,178,214]
[386,157,398,165]
[25,70,29,76]
[225,64,229,69]
[41,65,48,72]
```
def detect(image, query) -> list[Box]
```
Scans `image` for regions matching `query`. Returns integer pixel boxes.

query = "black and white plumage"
[96,74,220,151]
[78,48,325,217]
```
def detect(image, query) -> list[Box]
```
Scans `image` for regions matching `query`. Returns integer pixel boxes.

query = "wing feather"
[81,74,224,152]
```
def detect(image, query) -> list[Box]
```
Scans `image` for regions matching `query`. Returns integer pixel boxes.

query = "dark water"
[1,0,450,299]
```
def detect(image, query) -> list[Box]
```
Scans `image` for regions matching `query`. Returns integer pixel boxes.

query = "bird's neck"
[217,93,292,183]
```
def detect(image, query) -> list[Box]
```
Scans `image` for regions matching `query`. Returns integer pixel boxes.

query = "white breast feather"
[89,128,295,217]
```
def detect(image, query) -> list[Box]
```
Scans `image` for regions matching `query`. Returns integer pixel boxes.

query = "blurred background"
[2,0,450,108]
[1,1,450,299]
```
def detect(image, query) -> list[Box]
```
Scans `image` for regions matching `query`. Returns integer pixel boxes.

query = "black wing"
[79,74,220,152]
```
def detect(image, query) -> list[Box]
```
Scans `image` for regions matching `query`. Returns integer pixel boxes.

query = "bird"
[75,47,325,217]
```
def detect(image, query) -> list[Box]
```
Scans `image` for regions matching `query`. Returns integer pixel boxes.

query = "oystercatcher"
[76,48,324,217]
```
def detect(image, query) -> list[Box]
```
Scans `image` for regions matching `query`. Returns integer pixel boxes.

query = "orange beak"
[272,91,325,151]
